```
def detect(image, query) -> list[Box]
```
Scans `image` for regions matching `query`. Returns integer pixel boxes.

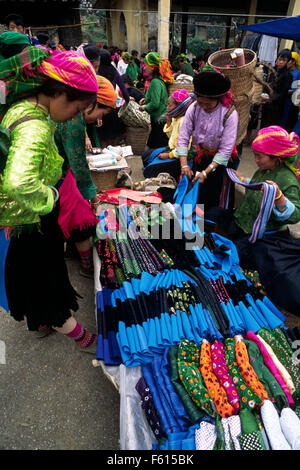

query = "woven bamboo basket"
[168,82,194,96]
[91,169,119,191]
[125,126,151,155]
[208,48,257,96]
[252,65,264,104]
[234,85,255,145]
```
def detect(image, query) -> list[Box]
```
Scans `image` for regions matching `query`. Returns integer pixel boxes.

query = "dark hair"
[37,78,97,105]
[141,53,147,58]
[83,44,101,62]
[121,73,133,86]
[0,43,28,59]
[136,81,145,90]
[99,48,112,65]
[5,14,25,28]
[131,49,138,56]
[98,49,117,83]
[196,54,205,62]
[36,31,49,46]
[278,49,292,60]
[151,68,162,79]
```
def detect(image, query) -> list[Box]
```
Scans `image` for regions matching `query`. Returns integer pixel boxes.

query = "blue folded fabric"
[209,232,240,273]
[176,310,186,341]
[221,302,243,336]
[174,174,189,206]
[0,229,10,312]
[236,301,262,334]
[154,349,191,430]
[255,298,284,330]
[144,147,171,168]
[262,296,286,322]
[168,432,187,450]
[142,363,183,435]
[181,312,195,342]
[193,303,209,339]
[203,308,223,341]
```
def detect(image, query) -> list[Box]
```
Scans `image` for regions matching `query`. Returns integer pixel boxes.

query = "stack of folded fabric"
[93,178,300,451]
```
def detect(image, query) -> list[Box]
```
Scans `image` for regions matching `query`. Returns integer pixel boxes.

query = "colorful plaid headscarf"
[0,46,51,117]
[37,50,98,92]
[252,126,300,179]
[167,89,195,118]
[96,75,117,108]
[0,48,98,119]
[144,51,174,84]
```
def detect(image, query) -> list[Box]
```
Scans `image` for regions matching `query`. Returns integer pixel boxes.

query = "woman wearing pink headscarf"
[142,88,195,181]
[205,125,300,314]
[0,48,101,352]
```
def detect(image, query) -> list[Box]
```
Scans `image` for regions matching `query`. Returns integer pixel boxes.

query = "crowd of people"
[0,10,300,361]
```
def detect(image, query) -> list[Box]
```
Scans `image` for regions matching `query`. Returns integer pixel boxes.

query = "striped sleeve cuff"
[176,147,188,157]
[212,153,230,166]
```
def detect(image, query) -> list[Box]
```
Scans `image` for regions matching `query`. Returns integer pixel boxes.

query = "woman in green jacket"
[0,48,102,351]
[205,125,300,314]
[139,52,173,148]
[54,75,117,277]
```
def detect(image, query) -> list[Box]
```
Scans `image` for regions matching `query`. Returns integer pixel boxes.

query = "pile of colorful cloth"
[93,186,300,451]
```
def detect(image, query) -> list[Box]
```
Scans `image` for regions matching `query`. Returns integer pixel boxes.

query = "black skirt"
[5,204,79,331]
[147,120,169,149]
[193,154,235,209]
[143,159,181,181]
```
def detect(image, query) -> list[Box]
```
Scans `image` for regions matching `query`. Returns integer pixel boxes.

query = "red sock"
[78,249,93,272]
[66,321,96,348]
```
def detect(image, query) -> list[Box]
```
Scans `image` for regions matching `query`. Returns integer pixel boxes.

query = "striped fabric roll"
[226,169,277,243]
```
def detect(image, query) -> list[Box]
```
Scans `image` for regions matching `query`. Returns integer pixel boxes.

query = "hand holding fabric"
[192,171,206,184]
[181,166,193,180]
[158,152,171,160]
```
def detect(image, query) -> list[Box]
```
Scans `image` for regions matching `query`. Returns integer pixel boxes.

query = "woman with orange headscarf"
[55,74,117,277]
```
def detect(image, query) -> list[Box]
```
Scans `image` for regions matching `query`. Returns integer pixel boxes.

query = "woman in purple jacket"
[177,67,239,209]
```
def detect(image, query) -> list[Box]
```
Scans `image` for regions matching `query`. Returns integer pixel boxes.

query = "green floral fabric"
[244,339,289,411]
[258,327,300,401]
[177,340,215,418]
[224,338,263,411]
[168,346,205,424]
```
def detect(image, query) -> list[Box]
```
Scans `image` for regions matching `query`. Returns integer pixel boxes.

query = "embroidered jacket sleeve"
[55,113,97,201]
[0,110,62,228]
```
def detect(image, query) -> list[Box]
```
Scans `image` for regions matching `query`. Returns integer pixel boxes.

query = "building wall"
[95,0,291,54]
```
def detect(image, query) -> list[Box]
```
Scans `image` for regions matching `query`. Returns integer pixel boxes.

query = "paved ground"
[0,261,120,450]
[0,143,299,450]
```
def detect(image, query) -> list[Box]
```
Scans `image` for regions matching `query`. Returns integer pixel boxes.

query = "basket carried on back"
[125,126,151,155]
[252,64,264,104]
[168,82,194,96]
[208,48,257,145]
[208,48,257,95]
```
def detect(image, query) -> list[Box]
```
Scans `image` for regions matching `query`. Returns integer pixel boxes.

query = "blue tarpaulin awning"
[238,15,300,42]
